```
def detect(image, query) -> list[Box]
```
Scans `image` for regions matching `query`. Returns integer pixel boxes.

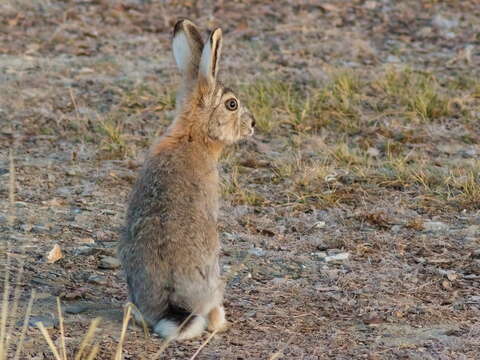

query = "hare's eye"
[225,98,238,111]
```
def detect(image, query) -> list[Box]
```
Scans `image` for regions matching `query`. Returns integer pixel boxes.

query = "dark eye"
[225,98,238,111]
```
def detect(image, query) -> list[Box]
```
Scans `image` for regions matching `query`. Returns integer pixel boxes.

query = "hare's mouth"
[243,112,255,137]
[240,126,254,138]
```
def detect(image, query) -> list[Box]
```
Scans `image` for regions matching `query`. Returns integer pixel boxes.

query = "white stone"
[325,252,350,262]
[423,221,448,232]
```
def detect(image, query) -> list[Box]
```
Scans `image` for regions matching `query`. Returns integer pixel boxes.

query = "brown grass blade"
[56,298,67,360]
[269,335,295,360]
[0,253,11,360]
[36,322,63,360]
[125,302,149,338]
[189,330,218,360]
[4,265,24,354]
[114,303,132,360]
[13,290,36,360]
[85,344,100,360]
[8,149,16,226]
[74,317,101,360]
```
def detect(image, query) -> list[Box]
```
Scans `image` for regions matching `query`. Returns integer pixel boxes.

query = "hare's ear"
[199,28,222,86]
[172,19,204,82]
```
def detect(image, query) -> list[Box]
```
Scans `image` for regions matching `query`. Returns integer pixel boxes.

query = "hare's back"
[123,153,220,258]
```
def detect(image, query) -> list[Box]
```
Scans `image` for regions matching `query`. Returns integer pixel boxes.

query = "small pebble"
[271,277,287,285]
[432,15,458,30]
[20,224,33,232]
[325,253,350,263]
[391,225,402,233]
[21,315,59,329]
[366,147,380,157]
[465,225,480,236]
[32,224,49,233]
[47,244,63,263]
[423,221,448,232]
[88,274,108,285]
[247,248,265,257]
[79,237,95,244]
[99,256,121,269]
[65,304,88,314]
[306,235,329,250]
[74,246,97,256]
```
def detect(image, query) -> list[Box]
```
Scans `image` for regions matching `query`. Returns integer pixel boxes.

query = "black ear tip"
[173,19,185,35]
[174,18,195,35]
[173,18,200,38]
[211,28,223,46]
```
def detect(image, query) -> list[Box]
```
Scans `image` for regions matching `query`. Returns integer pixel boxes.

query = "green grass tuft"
[241,79,312,133]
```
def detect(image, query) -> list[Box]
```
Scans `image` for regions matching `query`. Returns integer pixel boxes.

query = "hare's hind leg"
[207,305,228,333]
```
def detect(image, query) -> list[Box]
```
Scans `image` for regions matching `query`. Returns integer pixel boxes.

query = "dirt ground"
[1,0,479,359]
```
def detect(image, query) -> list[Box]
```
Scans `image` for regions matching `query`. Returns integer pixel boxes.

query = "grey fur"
[118,19,255,340]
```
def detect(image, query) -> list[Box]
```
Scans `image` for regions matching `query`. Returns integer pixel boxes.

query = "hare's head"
[171,19,255,145]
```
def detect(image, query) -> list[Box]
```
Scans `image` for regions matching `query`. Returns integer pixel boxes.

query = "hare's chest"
[185,159,220,222]
[199,177,220,223]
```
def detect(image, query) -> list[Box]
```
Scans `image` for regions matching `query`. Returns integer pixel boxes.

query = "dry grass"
[374,67,451,122]
[120,84,176,114]
[241,79,311,133]
[230,64,479,212]
[0,279,241,359]
[0,256,35,360]
[98,117,131,160]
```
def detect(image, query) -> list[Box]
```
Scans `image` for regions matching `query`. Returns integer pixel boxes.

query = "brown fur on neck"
[150,85,224,160]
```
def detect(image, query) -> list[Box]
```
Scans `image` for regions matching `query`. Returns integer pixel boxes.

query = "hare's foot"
[154,315,206,341]
[207,306,228,333]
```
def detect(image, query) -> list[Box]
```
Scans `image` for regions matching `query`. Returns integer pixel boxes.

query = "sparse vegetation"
[98,117,131,160]
[241,79,311,132]
[313,69,363,132]
[120,85,176,114]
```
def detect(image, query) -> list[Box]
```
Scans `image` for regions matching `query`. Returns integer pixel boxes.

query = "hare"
[118,19,255,341]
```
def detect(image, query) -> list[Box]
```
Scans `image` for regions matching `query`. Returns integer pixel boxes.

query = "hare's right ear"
[199,28,222,86]
[172,19,204,82]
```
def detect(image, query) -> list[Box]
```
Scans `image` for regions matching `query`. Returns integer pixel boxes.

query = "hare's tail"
[154,305,206,341]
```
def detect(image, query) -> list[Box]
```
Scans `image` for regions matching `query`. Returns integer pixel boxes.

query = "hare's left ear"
[199,28,222,85]
[172,19,204,83]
